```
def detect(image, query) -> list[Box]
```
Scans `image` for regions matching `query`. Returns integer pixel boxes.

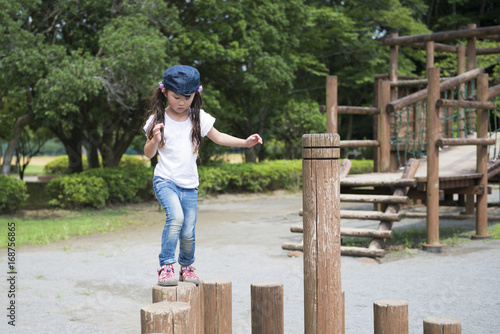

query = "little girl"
[143,65,262,286]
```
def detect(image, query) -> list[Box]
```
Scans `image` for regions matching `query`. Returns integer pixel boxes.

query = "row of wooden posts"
[141,134,463,333]
[140,281,461,333]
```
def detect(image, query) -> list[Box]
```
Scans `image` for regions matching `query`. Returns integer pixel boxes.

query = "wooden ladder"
[282,159,420,258]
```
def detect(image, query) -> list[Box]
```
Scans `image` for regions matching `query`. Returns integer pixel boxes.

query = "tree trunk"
[1,114,33,175]
[245,146,259,163]
[51,125,84,174]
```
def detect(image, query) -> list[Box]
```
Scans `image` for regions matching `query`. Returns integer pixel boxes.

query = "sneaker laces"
[159,264,174,279]
[181,266,198,280]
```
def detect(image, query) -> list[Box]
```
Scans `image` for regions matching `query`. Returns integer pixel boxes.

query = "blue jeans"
[153,176,198,267]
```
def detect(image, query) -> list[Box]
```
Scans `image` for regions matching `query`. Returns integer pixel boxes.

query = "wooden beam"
[436,99,496,110]
[488,84,500,100]
[383,25,500,46]
[341,178,417,188]
[476,46,500,55]
[340,140,379,148]
[436,137,495,147]
[290,226,393,239]
[387,68,484,113]
[338,106,380,115]
[340,194,409,204]
[409,42,458,53]
[341,210,400,222]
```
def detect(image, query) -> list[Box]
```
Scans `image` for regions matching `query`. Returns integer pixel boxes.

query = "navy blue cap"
[162,65,200,97]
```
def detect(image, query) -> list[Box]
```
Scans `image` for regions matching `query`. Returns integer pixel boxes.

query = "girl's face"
[166,90,194,114]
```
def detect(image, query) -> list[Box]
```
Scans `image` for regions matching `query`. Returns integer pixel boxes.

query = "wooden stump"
[140,301,192,334]
[251,281,284,334]
[203,278,232,334]
[302,134,342,334]
[373,300,408,334]
[152,282,204,333]
[423,317,461,334]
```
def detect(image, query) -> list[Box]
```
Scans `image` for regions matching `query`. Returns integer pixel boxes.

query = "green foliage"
[44,155,145,174]
[81,166,154,203]
[0,176,29,213]
[45,165,154,209]
[198,160,302,197]
[45,175,109,209]
[44,156,89,174]
[348,159,373,174]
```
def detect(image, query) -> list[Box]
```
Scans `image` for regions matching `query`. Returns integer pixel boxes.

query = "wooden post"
[251,281,284,334]
[203,278,232,334]
[423,67,443,252]
[378,80,391,172]
[152,282,204,333]
[457,44,466,139]
[373,300,409,334]
[302,133,342,334]
[141,301,192,334]
[373,76,381,172]
[423,317,461,334]
[389,33,399,101]
[326,76,338,134]
[473,73,492,239]
[426,41,435,70]
[466,24,477,71]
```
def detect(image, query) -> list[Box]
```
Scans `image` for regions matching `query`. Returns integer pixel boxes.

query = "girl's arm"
[207,127,263,148]
[144,124,164,159]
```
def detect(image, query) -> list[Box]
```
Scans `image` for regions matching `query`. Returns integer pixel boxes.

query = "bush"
[44,155,146,174]
[44,155,89,174]
[45,175,109,209]
[82,166,154,203]
[119,155,147,167]
[198,160,302,197]
[0,176,29,213]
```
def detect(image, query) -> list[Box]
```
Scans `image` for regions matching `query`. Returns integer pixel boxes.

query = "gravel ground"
[1,191,499,333]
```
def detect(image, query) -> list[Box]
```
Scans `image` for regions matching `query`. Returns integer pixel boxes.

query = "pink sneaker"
[158,264,177,286]
[179,266,201,286]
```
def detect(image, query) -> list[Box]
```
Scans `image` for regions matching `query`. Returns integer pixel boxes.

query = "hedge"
[44,155,146,174]
[43,159,373,209]
[198,160,303,197]
[45,175,109,209]
[0,176,29,213]
[81,166,154,203]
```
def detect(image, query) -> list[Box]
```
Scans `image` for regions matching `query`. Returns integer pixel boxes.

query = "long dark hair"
[145,88,203,153]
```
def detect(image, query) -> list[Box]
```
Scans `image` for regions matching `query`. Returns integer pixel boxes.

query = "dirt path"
[1,191,499,333]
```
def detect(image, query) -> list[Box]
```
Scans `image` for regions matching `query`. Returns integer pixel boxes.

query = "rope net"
[390,80,500,167]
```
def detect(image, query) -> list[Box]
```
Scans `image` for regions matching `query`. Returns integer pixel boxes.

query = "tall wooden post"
[389,33,399,101]
[473,73,492,239]
[426,41,435,70]
[457,44,466,139]
[302,133,342,334]
[423,67,443,252]
[466,24,477,71]
[326,76,338,134]
[378,80,391,173]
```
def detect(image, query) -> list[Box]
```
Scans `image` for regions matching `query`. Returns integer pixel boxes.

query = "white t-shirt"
[143,109,216,188]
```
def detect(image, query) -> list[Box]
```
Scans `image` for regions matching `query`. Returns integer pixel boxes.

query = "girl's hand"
[245,134,263,148]
[152,124,165,143]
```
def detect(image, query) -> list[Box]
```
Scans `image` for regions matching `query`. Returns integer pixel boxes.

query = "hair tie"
[159,81,165,92]
[197,85,203,93]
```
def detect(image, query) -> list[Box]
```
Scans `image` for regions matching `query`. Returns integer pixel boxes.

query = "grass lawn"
[0,202,162,248]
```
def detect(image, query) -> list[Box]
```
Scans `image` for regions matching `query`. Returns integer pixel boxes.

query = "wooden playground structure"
[140,134,463,333]
[139,25,499,334]
[283,24,500,257]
